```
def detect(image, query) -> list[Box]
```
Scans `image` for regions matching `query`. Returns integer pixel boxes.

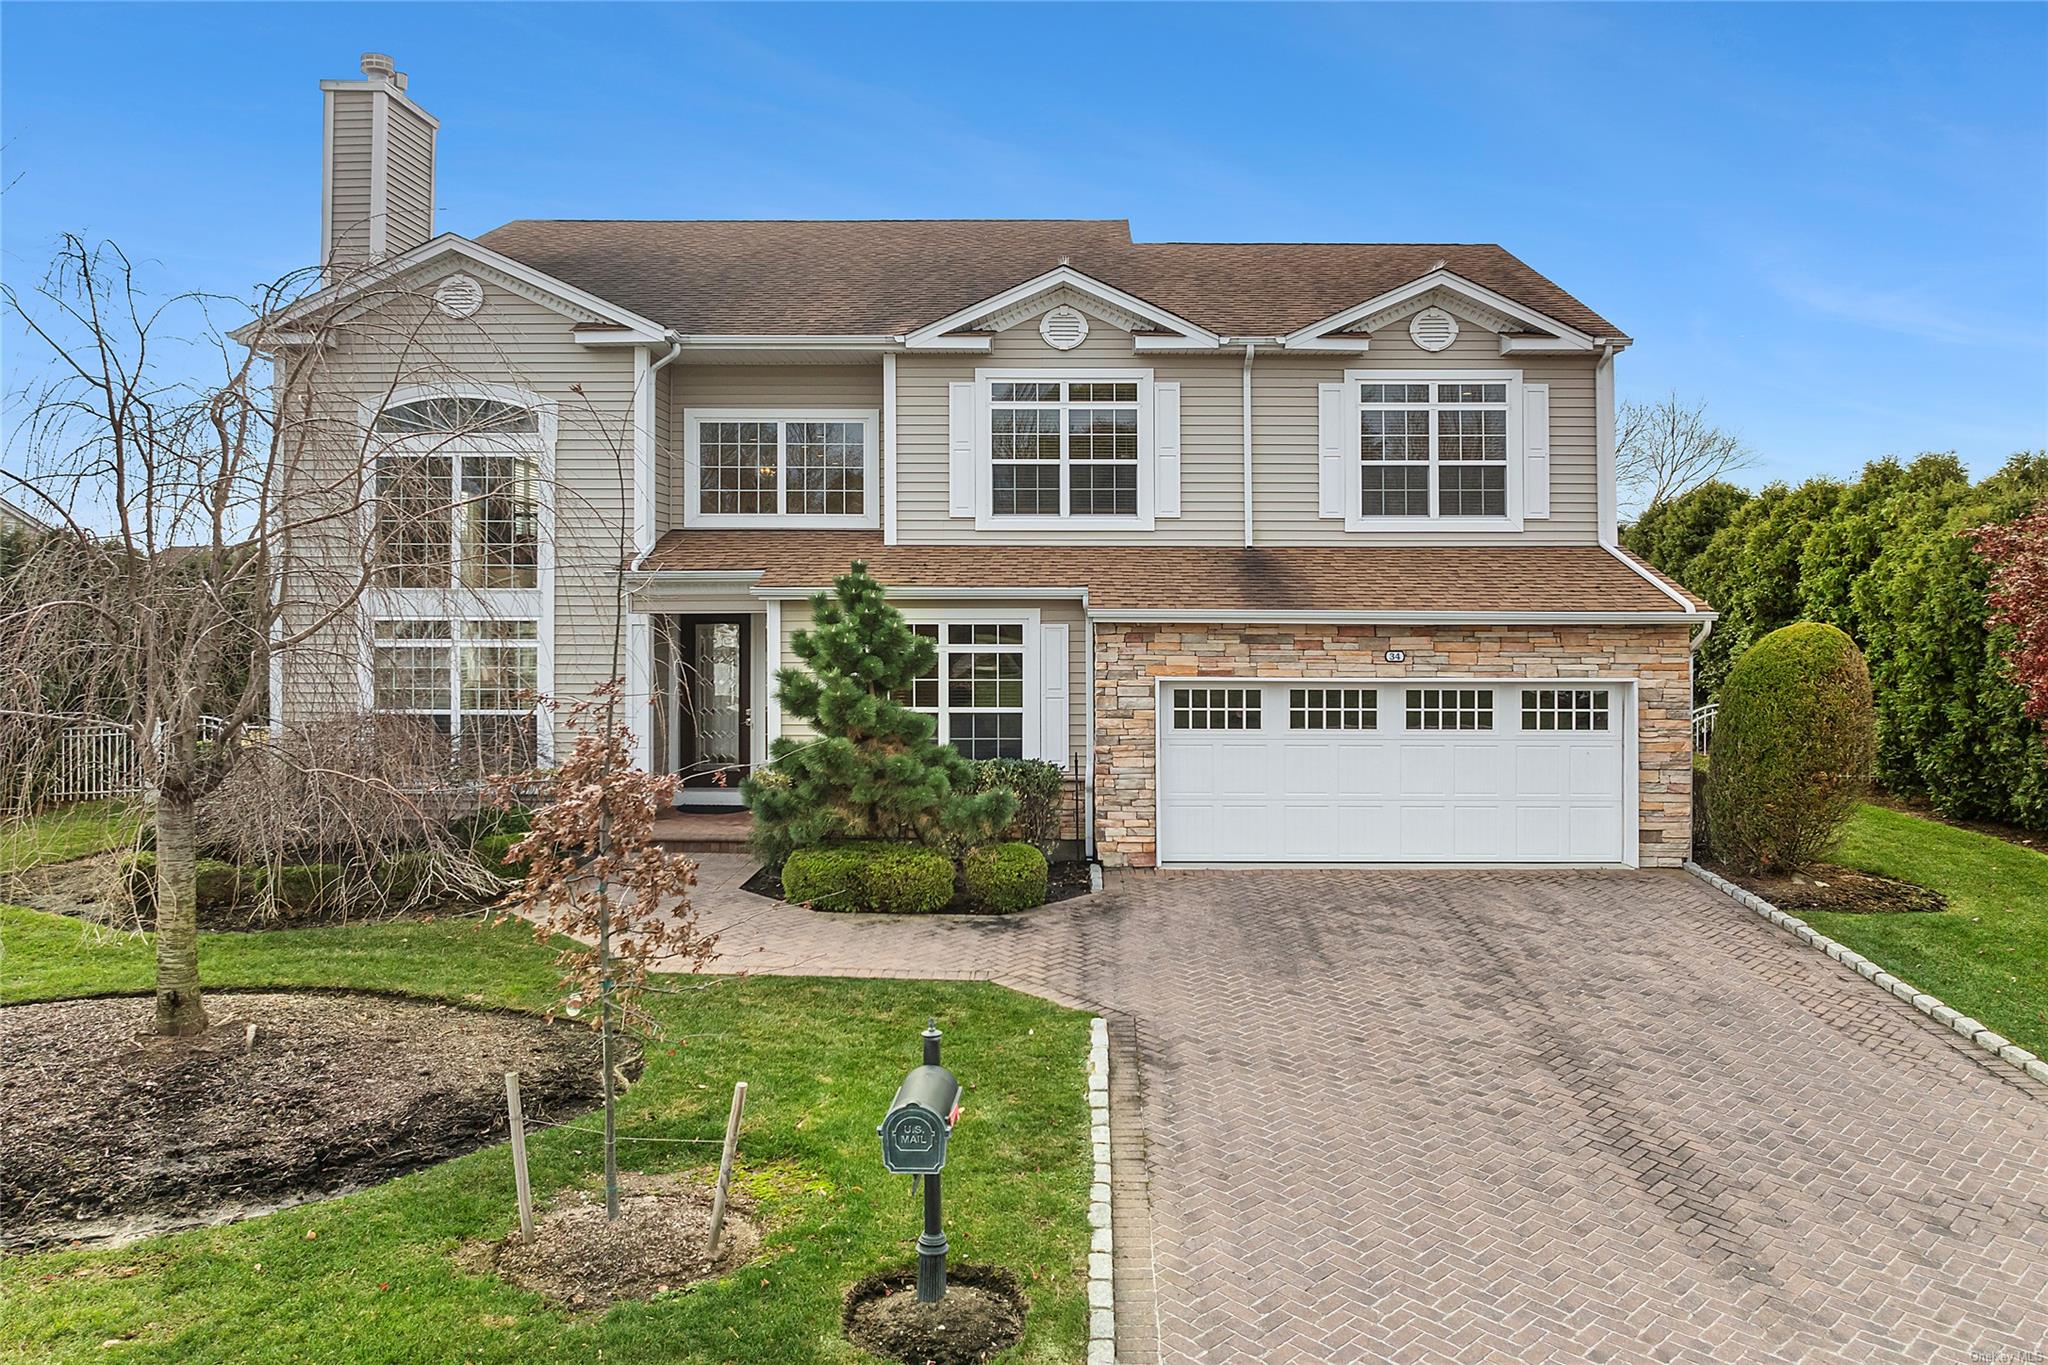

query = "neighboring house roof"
[639,531,1696,617]
[475,219,1627,342]
[0,492,51,532]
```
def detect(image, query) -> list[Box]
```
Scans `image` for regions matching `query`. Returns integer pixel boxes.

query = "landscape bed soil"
[0,991,618,1249]
[1700,858,1947,915]
[742,858,1094,913]
[843,1264,1026,1365]
[460,1173,761,1310]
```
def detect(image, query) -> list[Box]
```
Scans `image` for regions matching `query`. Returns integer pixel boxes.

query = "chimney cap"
[360,52,396,80]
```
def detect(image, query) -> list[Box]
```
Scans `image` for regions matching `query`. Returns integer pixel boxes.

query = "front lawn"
[1800,803,2048,1058]
[0,811,1093,1363]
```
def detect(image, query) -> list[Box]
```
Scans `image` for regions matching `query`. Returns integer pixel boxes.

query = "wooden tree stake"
[505,1071,534,1238]
[707,1080,748,1254]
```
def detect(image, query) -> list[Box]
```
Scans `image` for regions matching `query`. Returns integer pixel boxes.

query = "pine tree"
[744,562,1015,863]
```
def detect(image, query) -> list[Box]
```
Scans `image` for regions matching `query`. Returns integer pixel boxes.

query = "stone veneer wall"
[1092,623,1696,868]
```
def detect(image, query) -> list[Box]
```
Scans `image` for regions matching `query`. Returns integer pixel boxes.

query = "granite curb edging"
[1085,1016,1117,1364]
[1684,860,2048,1089]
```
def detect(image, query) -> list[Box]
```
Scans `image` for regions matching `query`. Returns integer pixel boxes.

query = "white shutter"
[948,380,976,517]
[1154,381,1182,517]
[1317,381,1348,518]
[1039,622,1070,766]
[1522,382,1551,519]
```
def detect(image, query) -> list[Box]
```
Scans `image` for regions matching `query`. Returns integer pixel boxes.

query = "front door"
[675,616,752,801]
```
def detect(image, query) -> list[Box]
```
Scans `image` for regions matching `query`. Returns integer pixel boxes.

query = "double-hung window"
[683,409,879,528]
[978,372,1150,527]
[365,390,552,769]
[372,397,543,590]
[372,617,541,771]
[1349,371,1521,529]
[900,621,1032,760]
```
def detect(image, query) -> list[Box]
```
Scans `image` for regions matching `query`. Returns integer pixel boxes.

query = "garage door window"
[1289,687,1376,730]
[1521,688,1609,731]
[1406,687,1493,731]
[1172,687,1260,731]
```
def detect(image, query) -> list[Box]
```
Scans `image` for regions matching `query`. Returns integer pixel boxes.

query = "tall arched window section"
[371,395,544,590]
[364,389,553,773]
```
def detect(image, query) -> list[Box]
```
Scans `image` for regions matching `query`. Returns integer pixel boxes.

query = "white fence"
[1691,703,1718,754]
[52,716,266,803]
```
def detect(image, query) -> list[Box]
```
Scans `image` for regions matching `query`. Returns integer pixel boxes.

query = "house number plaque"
[1384,650,1406,663]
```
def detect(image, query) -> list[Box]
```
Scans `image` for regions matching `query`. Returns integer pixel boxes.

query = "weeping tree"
[744,561,1014,864]
[0,237,557,1035]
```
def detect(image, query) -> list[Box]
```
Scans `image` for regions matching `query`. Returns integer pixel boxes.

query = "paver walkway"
[679,857,2048,1363]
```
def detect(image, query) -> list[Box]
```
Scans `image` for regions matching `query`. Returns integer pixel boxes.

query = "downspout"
[1594,340,1619,547]
[639,331,684,560]
[1241,341,1256,547]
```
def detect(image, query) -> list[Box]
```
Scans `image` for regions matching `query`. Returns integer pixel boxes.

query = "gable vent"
[1409,307,1459,352]
[1040,305,1090,351]
[433,273,485,319]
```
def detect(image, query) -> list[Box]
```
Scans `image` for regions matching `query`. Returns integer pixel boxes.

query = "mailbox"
[878,1063,961,1174]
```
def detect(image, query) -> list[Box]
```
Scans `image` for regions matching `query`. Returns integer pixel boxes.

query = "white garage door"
[1158,681,1629,864]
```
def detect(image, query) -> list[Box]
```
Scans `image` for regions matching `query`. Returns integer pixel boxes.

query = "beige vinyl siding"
[663,363,884,531]
[896,317,1244,545]
[325,90,376,267]
[1251,318,1600,545]
[273,267,637,755]
[772,594,1087,766]
[383,104,435,255]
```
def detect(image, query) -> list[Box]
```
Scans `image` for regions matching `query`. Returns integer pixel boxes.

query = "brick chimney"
[319,53,439,276]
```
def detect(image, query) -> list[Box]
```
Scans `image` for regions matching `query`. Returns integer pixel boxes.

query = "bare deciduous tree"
[1616,392,1752,516]
[0,237,569,1036]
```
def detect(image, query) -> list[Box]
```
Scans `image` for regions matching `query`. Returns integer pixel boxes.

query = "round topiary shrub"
[963,841,1050,912]
[781,842,954,914]
[269,862,346,914]
[474,832,527,881]
[1706,621,1875,873]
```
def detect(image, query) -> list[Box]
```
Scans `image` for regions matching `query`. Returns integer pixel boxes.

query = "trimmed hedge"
[373,850,438,904]
[781,841,955,915]
[268,862,346,913]
[963,841,1049,912]
[1627,452,2048,827]
[473,832,527,881]
[124,852,250,913]
[1706,622,1874,872]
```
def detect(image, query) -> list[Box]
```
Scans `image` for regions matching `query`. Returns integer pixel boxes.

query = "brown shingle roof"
[638,531,1695,616]
[476,220,1625,341]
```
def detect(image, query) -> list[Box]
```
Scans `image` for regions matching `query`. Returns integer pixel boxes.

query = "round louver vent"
[1409,307,1458,352]
[1040,305,1089,351]
[433,273,485,319]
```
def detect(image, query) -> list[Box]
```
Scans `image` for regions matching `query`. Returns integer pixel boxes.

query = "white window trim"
[681,407,881,529]
[1343,368,1524,533]
[973,368,1156,532]
[364,611,553,764]
[899,608,1044,761]
[355,383,557,762]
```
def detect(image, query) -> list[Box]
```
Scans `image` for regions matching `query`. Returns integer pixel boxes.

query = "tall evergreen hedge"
[1625,452,2048,827]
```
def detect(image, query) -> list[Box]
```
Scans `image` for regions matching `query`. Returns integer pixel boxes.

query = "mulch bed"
[742,858,1094,915]
[460,1172,761,1310]
[1700,858,1947,915]
[0,991,619,1249]
[843,1264,1026,1365]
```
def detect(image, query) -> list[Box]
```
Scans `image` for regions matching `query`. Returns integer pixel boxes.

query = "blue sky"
[4,1,2044,492]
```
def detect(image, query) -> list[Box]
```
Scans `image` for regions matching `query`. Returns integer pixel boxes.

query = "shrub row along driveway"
[686,857,2048,1363]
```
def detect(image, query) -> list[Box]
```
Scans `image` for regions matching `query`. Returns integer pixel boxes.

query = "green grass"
[1801,803,2048,1057]
[0,799,141,874]
[0,808,1093,1364]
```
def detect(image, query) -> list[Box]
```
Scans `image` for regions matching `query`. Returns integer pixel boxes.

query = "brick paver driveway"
[686,860,2048,1362]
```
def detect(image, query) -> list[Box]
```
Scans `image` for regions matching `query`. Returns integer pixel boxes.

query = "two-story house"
[252,56,1710,869]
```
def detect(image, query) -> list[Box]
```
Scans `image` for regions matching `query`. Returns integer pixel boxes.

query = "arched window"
[371,393,544,591]
[373,395,538,435]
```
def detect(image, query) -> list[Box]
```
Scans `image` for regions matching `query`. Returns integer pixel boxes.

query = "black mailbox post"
[878,1023,961,1302]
